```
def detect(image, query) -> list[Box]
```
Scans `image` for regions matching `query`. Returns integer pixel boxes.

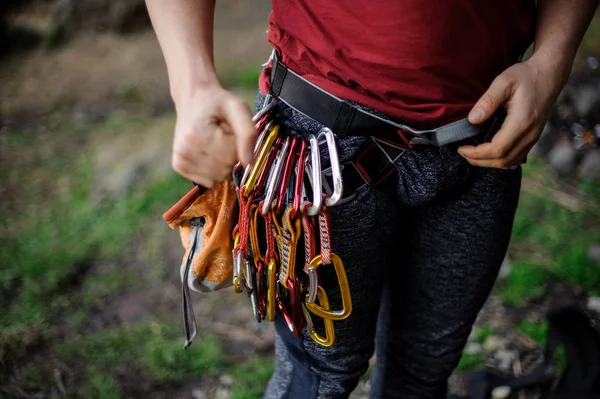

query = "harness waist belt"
[269,54,504,147]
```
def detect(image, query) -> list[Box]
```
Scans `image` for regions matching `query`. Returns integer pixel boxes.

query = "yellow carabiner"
[302,286,335,347]
[243,124,280,197]
[232,234,242,294]
[267,257,277,321]
[304,253,352,321]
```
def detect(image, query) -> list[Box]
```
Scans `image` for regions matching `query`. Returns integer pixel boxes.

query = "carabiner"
[305,135,323,216]
[287,277,305,334]
[243,123,280,197]
[262,136,291,215]
[277,297,296,335]
[240,120,277,190]
[274,136,299,215]
[302,286,335,347]
[317,128,343,207]
[290,139,307,220]
[304,253,352,320]
[252,99,277,123]
[255,135,282,196]
[232,234,243,294]
[267,257,277,321]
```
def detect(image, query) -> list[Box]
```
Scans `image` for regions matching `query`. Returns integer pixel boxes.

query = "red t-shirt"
[259,1,535,129]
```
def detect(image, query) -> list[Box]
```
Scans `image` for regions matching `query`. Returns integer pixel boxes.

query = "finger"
[172,149,231,183]
[459,93,535,161]
[222,98,257,165]
[468,74,514,124]
[211,128,238,166]
[458,116,520,161]
[171,156,215,187]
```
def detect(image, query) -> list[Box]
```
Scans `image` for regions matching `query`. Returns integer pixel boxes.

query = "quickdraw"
[231,100,353,346]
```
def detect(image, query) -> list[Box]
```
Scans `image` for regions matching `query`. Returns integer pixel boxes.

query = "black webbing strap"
[321,138,407,200]
[269,54,505,146]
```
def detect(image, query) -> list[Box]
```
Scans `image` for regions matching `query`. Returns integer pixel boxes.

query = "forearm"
[145,0,219,104]
[529,0,598,92]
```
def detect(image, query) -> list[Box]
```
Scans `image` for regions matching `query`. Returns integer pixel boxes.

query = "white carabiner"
[317,128,343,207]
[306,135,323,216]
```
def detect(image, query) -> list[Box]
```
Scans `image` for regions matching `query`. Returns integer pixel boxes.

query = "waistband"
[268,51,505,148]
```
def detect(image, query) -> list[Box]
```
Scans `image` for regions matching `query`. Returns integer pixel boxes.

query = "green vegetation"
[497,262,548,306]
[231,356,275,399]
[518,318,567,369]
[236,66,262,90]
[457,352,484,372]
[518,318,549,346]
[82,372,123,399]
[497,159,600,307]
[473,324,495,344]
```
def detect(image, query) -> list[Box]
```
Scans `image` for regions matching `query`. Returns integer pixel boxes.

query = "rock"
[191,388,207,399]
[497,258,512,281]
[491,386,512,399]
[464,342,482,355]
[572,83,600,117]
[494,349,515,372]
[50,0,150,36]
[483,335,506,353]
[219,374,234,387]
[578,150,600,182]
[589,245,600,262]
[547,140,578,177]
[587,297,600,314]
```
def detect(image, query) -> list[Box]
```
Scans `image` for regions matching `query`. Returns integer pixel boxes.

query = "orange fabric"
[167,179,238,287]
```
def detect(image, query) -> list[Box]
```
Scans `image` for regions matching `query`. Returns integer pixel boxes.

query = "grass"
[497,159,600,306]
[231,356,275,399]
[497,261,548,306]
[81,372,123,399]
[518,318,567,369]
[57,322,225,383]
[518,318,549,346]
[457,352,485,372]
[473,324,495,344]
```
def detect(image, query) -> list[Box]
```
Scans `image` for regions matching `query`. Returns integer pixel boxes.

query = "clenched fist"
[171,85,257,187]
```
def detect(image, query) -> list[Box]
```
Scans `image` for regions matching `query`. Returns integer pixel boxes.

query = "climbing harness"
[163,53,507,349]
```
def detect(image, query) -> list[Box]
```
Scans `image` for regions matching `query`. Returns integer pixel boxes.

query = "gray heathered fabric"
[255,92,522,399]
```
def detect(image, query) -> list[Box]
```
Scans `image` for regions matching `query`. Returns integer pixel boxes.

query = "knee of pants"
[385,329,468,384]
[274,315,373,396]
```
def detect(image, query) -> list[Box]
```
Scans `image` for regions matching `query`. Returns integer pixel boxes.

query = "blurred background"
[0,1,599,398]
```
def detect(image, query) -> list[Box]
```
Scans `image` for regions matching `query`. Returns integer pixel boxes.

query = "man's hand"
[171,85,256,187]
[458,59,562,169]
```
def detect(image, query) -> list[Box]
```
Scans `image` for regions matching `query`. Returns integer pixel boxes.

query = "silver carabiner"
[305,135,323,216]
[317,128,343,207]
[261,137,291,215]
[252,99,276,123]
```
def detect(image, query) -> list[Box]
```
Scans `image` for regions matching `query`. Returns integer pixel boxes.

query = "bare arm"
[146,0,256,186]
[146,0,218,101]
[459,0,599,169]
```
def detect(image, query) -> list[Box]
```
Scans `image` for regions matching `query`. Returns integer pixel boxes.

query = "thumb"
[224,98,257,165]
[469,75,514,124]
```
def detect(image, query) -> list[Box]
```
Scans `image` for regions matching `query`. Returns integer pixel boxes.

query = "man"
[145,1,598,398]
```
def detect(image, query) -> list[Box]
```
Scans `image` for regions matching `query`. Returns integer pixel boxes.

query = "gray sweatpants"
[256,92,522,399]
